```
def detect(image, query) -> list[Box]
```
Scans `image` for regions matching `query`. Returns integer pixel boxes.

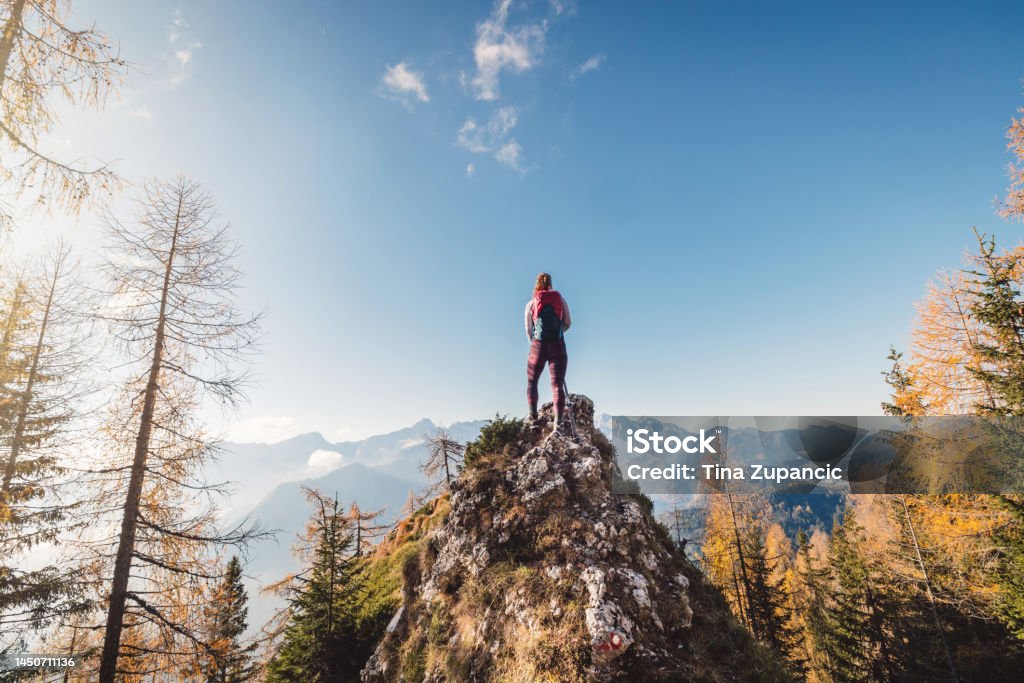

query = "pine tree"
[966,229,1024,415]
[202,556,255,683]
[744,531,800,662]
[793,530,835,682]
[266,488,368,682]
[881,347,927,417]
[994,495,1024,640]
[824,511,903,682]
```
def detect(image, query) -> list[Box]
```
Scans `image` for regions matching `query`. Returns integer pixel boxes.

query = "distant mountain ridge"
[211,418,487,521]
[211,416,487,632]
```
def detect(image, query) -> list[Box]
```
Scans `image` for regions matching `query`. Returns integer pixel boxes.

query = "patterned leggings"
[527,339,568,417]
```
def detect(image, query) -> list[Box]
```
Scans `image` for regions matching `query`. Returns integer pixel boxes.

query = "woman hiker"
[525,272,571,433]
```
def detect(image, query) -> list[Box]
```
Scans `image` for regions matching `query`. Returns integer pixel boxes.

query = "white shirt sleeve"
[525,300,535,340]
[561,296,571,332]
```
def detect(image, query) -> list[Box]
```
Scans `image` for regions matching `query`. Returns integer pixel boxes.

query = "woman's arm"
[525,300,535,339]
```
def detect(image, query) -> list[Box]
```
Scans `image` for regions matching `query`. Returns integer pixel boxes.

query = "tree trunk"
[353,503,362,557]
[0,281,25,367]
[725,484,754,630]
[900,496,960,683]
[98,202,182,682]
[2,258,59,493]
[0,0,28,93]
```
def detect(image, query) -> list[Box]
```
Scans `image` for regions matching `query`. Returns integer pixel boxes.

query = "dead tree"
[421,429,464,493]
[348,502,388,557]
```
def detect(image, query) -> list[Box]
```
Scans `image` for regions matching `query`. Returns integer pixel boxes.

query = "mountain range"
[211,417,487,630]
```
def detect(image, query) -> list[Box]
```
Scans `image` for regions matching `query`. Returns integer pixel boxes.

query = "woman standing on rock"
[525,272,571,432]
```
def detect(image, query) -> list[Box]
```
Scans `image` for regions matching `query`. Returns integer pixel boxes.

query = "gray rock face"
[362,395,696,682]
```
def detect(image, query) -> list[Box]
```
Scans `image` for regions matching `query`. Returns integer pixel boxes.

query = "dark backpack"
[533,291,563,341]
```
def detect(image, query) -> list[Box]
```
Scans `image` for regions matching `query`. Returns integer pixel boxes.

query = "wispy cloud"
[549,0,578,15]
[466,162,476,177]
[167,9,201,86]
[131,107,153,120]
[571,53,606,81]
[380,61,430,108]
[457,106,526,172]
[469,0,547,101]
[495,140,523,169]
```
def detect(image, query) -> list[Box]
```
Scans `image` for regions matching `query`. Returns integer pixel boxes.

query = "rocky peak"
[362,395,788,682]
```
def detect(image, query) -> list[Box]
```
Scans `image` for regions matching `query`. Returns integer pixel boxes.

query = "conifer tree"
[400,489,418,517]
[1000,99,1024,221]
[886,496,961,682]
[824,511,903,682]
[793,530,835,682]
[202,556,255,683]
[994,495,1024,639]
[422,429,464,493]
[881,347,927,417]
[0,243,93,633]
[0,0,127,232]
[699,494,750,626]
[266,488,368,682]
[663,498,690,550]
[94,177,262,681]
[348,502,387,557]
[744,531,800,662]
[963,230,1024,415]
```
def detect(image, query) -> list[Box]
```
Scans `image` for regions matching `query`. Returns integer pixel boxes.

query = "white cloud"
[227,416,300,444]
[549,0,577,15]
[466,162,476,177]
[168,9,186,42]
[456,119,487,153]
[495,140,523,169]
[167,9,201,86]
[469,0,547,101]
[131,107,153,120]
[456,106,526,172]
[571,53,606,81]
[380,62,430,108]
[306,449,345,476]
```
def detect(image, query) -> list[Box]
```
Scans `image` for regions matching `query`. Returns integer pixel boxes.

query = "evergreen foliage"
[202,556,255,683]
[463,413,522,466]
[744,532,800,664]
[967,230,1024,415]
[266,490,370,683]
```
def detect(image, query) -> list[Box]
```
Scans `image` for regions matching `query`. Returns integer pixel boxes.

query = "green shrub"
[464,413,523,467]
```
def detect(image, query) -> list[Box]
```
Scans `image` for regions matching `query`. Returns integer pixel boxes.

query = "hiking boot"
[527,407,539,423]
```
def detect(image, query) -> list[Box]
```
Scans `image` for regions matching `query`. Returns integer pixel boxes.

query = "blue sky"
[14,0,1024,440]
